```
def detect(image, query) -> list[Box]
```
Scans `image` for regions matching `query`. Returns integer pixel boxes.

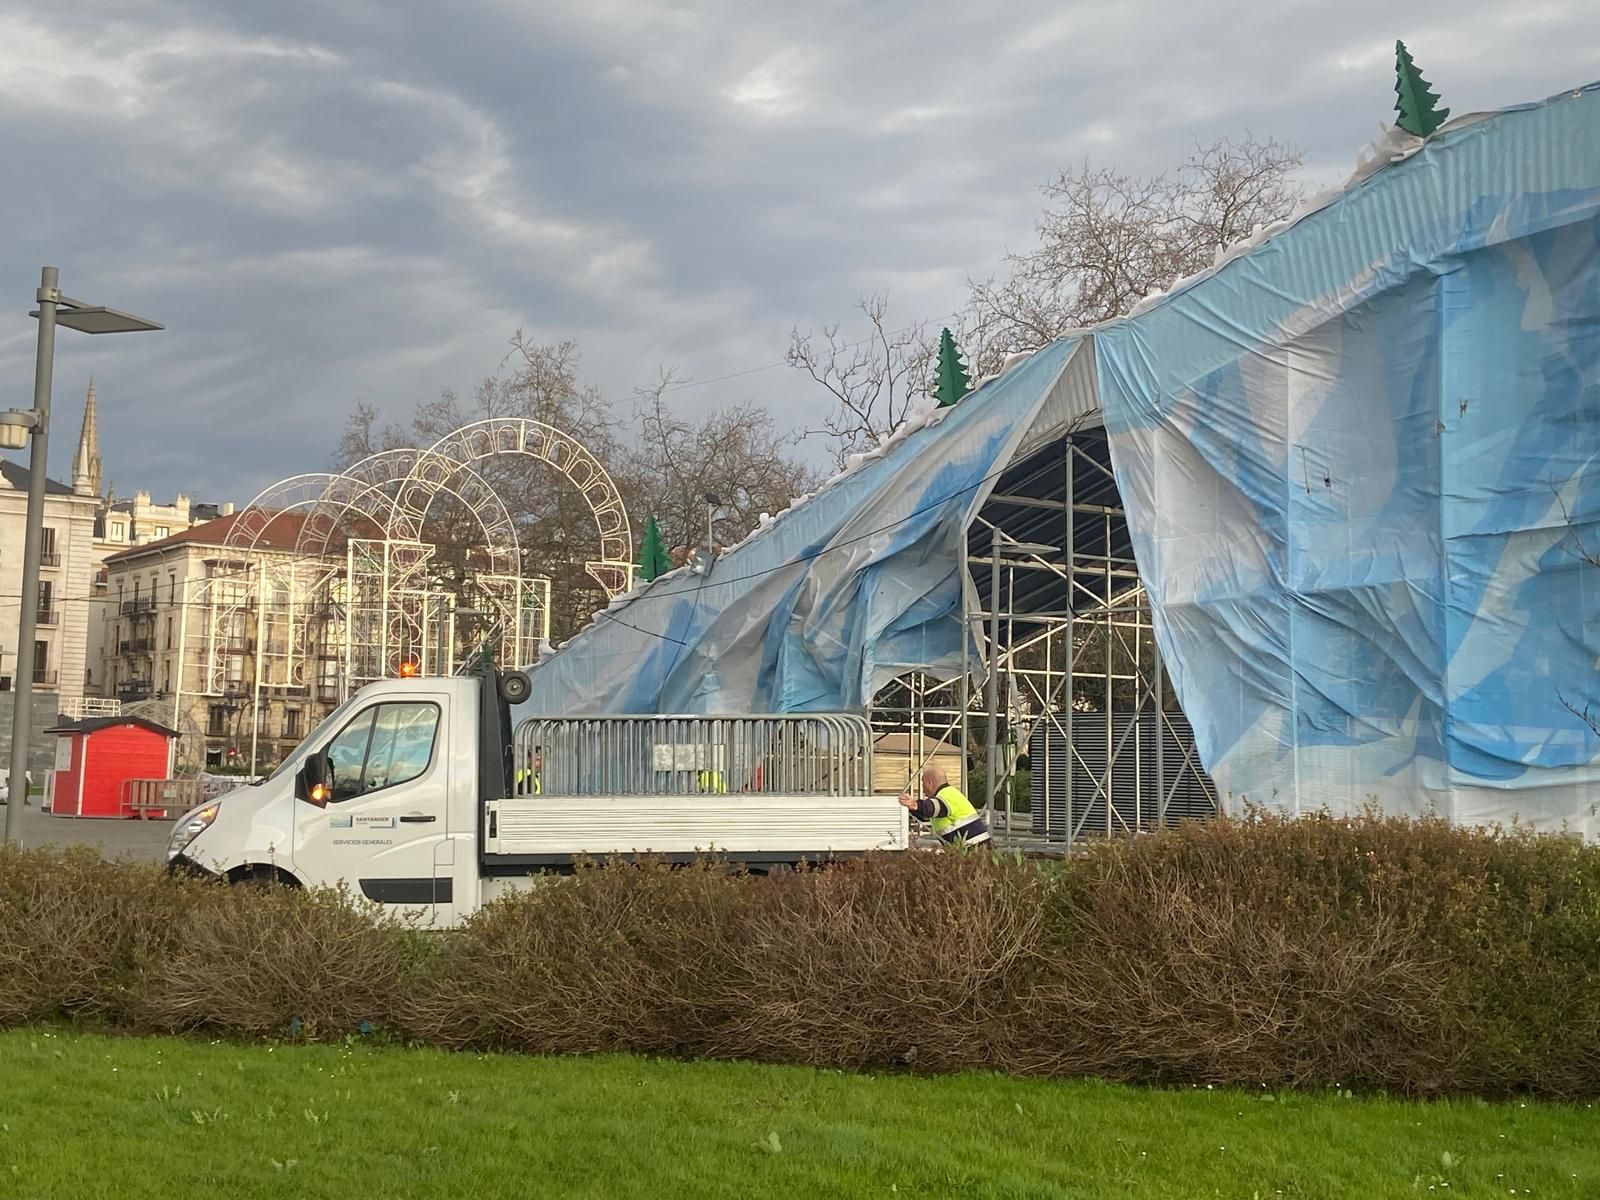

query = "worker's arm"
[897,791,948,821]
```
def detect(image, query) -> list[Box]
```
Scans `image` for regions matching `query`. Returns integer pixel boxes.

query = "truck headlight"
[167,803,220,862]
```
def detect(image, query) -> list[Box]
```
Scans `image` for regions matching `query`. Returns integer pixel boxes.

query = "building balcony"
[35,607,59,627]
[119,638,155,655]
[39,551,61,569]
[32,669,59,688]
[120,597,157,615]
[116,680,153,700]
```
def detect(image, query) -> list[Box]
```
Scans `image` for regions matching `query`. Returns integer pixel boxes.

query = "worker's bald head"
[921,766,947,793]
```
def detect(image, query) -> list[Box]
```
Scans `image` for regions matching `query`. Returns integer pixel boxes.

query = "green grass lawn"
[0,1030,1593,1199]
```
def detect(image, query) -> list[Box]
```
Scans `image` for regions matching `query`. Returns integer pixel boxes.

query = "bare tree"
[334,400,410,466]
[786,294,937,468]
[963,136,1304,374]
[627,371,822,558]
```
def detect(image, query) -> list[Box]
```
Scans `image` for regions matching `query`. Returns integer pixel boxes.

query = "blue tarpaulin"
[523,81,1600,834]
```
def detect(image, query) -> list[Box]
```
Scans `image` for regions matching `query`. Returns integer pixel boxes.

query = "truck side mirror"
[296,752,332,807]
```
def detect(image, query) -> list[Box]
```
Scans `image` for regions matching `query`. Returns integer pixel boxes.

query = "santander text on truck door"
[292,691,455,926]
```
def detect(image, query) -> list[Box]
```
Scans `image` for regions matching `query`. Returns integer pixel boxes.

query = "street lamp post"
[689,493,722,577]
[703,493,722,557]
[3,267,161,846]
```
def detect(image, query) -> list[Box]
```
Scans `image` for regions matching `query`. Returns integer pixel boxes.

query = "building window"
[154,525,170,538]
[36,581,54,625]
[40,527,57,566]
[168,573,177,603]
[284,709,302,739]
[207,704,231,737]
[32,640,48,686]
[165,616,173,650]
[111,523,125,541]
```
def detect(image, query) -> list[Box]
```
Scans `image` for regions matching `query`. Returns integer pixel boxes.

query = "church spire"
[73,376,102,498]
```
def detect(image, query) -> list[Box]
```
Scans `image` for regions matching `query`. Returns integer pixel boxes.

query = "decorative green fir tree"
[935,328,972,408]
[637,514,672,581]
[1394,41,1450,138]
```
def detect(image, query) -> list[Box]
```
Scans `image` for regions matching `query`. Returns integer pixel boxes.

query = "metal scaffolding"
[869,425,1220,851]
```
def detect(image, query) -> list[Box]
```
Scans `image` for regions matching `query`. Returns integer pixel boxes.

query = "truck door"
[292,693,455,926]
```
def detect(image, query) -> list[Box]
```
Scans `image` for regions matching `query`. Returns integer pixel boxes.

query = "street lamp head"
[31,306,165,335]
[0,410,40,451]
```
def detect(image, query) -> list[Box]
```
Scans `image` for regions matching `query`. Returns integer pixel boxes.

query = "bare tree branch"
[786,294,936,469]
[959,135,1304,376]
[626,371,822,559]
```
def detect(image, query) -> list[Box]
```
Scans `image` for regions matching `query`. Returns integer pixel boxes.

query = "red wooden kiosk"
[45,716,178,819]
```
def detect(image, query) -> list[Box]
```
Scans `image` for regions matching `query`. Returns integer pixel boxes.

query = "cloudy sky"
[1,0,1595,504]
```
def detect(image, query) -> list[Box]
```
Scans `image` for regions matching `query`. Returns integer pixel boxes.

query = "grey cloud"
[1,0,1596,505]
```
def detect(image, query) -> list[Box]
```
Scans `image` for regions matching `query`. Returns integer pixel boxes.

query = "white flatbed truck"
[167,669,907,927]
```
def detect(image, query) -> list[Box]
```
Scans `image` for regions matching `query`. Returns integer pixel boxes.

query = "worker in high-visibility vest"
[899,767,991,848]
[696,768,726,794]
[515,745,543,795]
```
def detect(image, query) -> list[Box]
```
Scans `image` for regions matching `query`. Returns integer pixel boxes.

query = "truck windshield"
[257,696,360,785]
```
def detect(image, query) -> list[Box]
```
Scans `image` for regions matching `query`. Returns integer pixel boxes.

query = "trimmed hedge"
[2,814,1598,1097]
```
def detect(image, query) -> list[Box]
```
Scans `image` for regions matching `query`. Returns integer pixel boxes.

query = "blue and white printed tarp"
[525,80,1600,834]
[1097,81,1600,834]
[521,340,1082,716]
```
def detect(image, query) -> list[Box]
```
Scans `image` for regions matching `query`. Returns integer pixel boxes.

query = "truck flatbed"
[483,793,907,858]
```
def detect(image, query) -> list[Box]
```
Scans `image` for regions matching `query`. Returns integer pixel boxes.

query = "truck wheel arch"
[226,863,303,890]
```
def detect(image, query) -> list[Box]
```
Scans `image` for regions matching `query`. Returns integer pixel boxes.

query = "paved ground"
[4,802,173,861]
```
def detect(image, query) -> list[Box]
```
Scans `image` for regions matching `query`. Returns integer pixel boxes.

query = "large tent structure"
[521,80,1600,840]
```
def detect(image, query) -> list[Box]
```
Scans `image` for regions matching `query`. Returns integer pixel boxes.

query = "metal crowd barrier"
[122,778,206,820]
[512,714,873,798]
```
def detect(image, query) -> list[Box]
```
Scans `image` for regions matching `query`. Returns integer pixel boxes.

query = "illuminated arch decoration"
[399,417,634,598]
[183,415,622,771]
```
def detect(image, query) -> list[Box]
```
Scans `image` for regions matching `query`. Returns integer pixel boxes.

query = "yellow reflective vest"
[925,784,991,847]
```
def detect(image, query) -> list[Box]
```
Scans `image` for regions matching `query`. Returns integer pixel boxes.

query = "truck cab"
[168,670,906,927]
